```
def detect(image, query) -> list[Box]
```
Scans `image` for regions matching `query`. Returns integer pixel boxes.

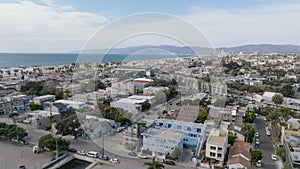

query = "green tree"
[144,157,165,169]
[195,108,209,124]
[241,125,255,143]
[172,147,181,159]
[281,85,294,97]
[228,134,238,145]
[275,146,285,161]
[141,102,151,112]
[250,150,263,162]
[245,111,255,123]
[29,103,43,111]
[272,94,283,106]
[38,134,70,151]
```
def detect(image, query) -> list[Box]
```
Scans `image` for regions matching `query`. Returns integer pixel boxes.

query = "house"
[205,129,228,166]
[110,98,145,113]
[33,95,56,105]
[177,105,199,122]
[28,110,61,129]
[154,119,206,157]
[54,100,86,109]
[0,97,25,115]
[281,118,300,144]
[262,92,282,102]
[43,102,68,115]
[283,136,300,169]
[81,115,115,139]
[208,106,244,124]
[227,142,252,169]
[142,128,184,158]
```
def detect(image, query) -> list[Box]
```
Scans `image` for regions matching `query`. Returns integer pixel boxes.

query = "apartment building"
[154,119,206,156]
[283,136,300,169]
[0,97,25,115]
[205,129,228,165]
[33,95,56,105]
[142,128,184,158]
[281,118,300,144]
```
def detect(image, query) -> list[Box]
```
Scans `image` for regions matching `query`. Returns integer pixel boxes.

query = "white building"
[33,95,56,105]
[54,100,86,109]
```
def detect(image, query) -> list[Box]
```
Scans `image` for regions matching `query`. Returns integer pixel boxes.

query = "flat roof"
[114,98,145,105]
[207,130,227,146]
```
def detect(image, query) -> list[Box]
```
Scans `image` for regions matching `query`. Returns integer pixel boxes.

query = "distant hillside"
[76,44,300,54]
[218,44,300,53]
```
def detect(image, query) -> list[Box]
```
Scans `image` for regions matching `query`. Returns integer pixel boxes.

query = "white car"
[266,131,271,136]
[256,160,262,167]
[138,154,148,159]
[116,127,125,132]
[255,139,260,145]
[255,132,259,137]
[77,150,86,156]
[271,154,278,161]
[110,158,120,164]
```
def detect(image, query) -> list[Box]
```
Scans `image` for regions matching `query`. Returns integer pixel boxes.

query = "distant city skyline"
[0,0,300,52]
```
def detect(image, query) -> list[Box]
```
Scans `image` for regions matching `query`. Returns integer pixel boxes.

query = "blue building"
[153,119,206,157]
[142,128,184,158]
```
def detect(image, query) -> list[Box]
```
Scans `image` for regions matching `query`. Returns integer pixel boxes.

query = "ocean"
[0,53,190,68]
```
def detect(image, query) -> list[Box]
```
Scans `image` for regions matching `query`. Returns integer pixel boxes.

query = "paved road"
[0,140,54,169]
[254,116,276,169]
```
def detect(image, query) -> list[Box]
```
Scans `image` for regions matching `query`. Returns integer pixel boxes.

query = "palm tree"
[144,157,165,169]
[272,94,283,106]
[241,125,255,143]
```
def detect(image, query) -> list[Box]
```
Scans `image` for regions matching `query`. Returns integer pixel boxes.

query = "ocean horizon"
[0,53,190,69]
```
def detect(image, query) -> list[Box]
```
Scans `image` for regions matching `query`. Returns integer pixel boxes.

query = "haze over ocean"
[0,53,188,68]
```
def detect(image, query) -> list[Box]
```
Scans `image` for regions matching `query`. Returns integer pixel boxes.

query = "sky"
[0,0,299,52]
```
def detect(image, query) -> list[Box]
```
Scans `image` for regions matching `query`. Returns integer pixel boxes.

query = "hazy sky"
[0,0,299,52]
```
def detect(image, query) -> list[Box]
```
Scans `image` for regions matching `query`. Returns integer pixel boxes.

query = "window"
[197,128,201,133]
[210,152,216,157]
[218,147,222,151]
[187,127,191,131]
[177,125,182,130]
[210,146,216,150]
[217,153,222,158]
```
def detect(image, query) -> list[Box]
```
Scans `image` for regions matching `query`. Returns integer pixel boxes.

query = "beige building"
[281,118,300,144]
[205,129,228,165]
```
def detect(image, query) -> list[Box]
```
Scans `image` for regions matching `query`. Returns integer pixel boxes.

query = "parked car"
[165,160,176,166]
[255,132,259,137]
[128,152,137,156]
[100,155,109,161]
[255,139,260,145]
[86,151,99,158]
[116,127,125,132]
[271,154,278,161]
[266,131,271,136]
[256,160,262,167]
[19,165,26,169]
[67,148,77,153]
[138,154,148,159]
[77,150,86,156]
[110,157,120,164]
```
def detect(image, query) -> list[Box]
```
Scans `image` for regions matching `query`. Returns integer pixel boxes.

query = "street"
[254,116,276,169]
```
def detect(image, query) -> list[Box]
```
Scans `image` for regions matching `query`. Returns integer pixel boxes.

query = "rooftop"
[207,129,228,146]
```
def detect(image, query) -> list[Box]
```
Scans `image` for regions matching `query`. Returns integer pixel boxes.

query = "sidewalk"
[275,160,283,169]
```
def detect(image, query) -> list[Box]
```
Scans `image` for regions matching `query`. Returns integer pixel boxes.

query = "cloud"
[0,0,106,52]
[184,3,300,47]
